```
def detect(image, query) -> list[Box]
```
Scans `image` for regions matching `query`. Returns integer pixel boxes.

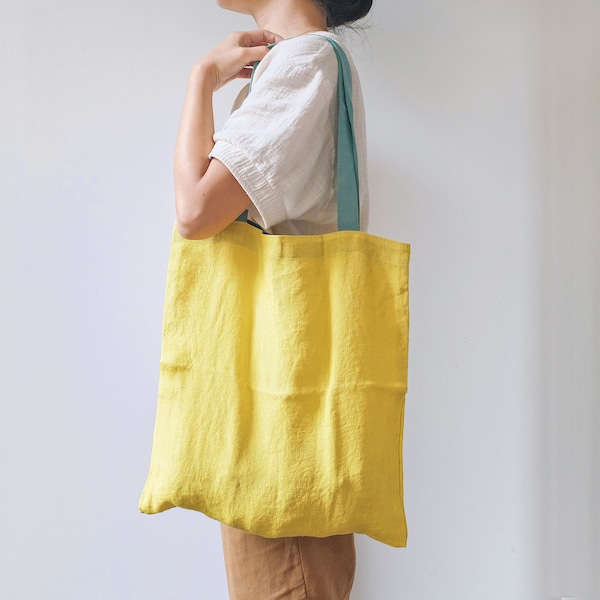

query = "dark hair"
[313,0,373,28]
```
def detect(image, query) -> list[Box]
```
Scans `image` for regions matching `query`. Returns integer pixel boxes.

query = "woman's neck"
[251,0,327,39]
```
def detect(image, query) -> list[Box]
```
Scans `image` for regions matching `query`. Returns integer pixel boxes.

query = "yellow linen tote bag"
[139,37,410,548]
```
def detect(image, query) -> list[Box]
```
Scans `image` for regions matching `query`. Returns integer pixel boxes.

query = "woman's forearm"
[171,30,282,239]
[173,64,216,227]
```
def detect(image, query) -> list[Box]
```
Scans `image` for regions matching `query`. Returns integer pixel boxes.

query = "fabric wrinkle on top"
[209,32,369,236]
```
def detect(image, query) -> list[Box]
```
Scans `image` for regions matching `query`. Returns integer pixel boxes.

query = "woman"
[174,1,372,598]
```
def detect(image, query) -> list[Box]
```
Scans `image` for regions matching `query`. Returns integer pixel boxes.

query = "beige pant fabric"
[221,524,356,600]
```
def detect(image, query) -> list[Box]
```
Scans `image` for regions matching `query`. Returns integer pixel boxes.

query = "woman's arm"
[174,30,282,240]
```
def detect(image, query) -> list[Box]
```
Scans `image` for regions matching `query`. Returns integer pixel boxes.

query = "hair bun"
[315,0,373,28]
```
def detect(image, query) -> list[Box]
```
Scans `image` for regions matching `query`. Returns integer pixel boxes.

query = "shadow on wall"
[540,2,600,598]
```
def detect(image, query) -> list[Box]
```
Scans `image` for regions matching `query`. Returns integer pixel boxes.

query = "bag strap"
[237,35,361,232]
[321,36,360,232]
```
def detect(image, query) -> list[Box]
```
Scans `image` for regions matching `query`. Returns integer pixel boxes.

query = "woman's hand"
[194,29,283,92]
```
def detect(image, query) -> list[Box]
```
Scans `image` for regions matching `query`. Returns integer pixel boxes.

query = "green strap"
[319,36,360,232]
[239,36,361,232]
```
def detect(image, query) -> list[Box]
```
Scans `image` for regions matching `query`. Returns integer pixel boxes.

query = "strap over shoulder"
[239,35,361,232]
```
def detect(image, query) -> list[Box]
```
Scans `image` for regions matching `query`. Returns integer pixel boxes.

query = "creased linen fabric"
[139,222,410,547]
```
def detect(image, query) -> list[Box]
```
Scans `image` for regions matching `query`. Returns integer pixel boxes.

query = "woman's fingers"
[236,43,271,64]
[237,29,284,47]
[194,30,283,92]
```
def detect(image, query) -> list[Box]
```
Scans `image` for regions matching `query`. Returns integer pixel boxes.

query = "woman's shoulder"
[262,32,341,73]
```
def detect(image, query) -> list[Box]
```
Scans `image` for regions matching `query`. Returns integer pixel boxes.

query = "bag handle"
[237,35,361,232]
[321,36,360,232]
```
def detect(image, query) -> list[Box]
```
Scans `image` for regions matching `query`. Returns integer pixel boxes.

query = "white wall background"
[1,1,598,599]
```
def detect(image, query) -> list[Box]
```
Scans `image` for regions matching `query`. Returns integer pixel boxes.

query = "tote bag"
[139,37,410,548]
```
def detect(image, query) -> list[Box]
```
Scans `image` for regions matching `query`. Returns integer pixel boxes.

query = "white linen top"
[209,32,369,236]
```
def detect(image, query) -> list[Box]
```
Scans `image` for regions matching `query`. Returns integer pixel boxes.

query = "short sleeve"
[209,37,339,231]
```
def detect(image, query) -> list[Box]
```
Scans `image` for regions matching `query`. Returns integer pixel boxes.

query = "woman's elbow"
[174,177,249,240]
[175,195,215,240]
[176,215,214,240]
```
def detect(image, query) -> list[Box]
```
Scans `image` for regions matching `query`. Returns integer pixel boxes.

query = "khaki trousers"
[221,524,356,600]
